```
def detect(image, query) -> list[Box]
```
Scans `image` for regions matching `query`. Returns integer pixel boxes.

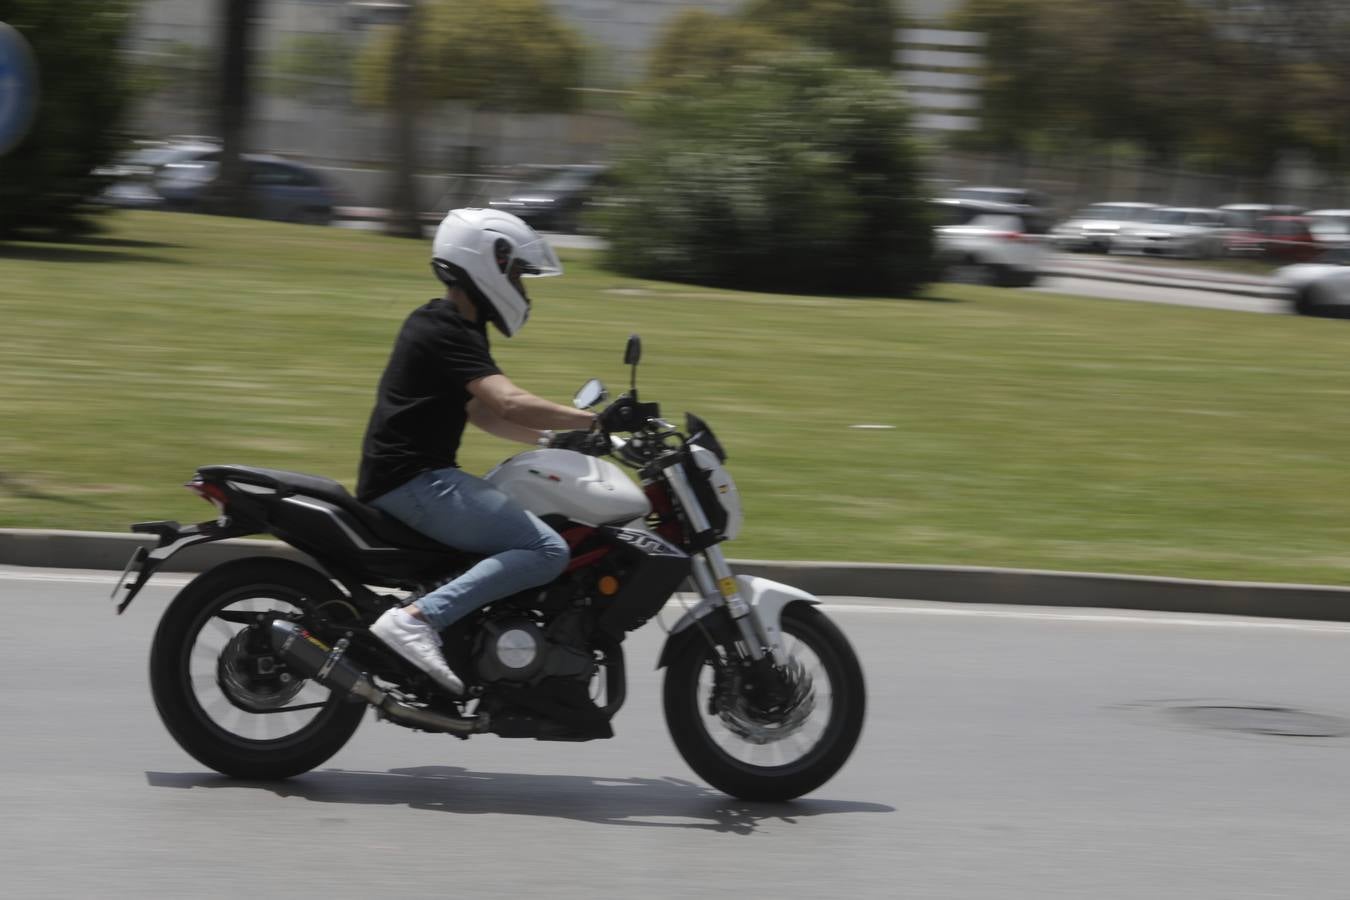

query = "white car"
[931,198,1046,287]
[1111,206,1230,259]
[1303,209,1350,249]
[1273,249,1350,315]
[1050,201,1159,253]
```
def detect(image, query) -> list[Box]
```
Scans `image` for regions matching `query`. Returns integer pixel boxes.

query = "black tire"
[149,558,366,779]
[662,603,865,801]
[945,255,999,286]
[1293,286,1322,316]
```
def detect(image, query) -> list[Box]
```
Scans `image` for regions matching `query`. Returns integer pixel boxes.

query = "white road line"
[0,570,194,587]
[817,602,1350,633]
[5,570,1349,634]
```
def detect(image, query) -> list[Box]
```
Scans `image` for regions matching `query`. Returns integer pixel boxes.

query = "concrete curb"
[1040,265,1283,299]
[5,528,1350,622]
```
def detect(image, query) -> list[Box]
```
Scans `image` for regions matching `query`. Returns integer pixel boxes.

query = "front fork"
[662,461,780,664]
[688,549,782,665]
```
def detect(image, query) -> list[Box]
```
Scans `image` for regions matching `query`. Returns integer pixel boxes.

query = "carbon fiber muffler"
[269,619,486,736]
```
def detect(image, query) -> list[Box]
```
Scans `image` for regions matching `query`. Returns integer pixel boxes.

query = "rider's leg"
[371,466,570,630]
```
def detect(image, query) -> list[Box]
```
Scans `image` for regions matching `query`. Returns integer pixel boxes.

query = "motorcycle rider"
[359,208,597,695]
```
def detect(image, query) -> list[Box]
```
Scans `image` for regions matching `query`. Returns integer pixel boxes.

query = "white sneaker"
[369,607,465,696]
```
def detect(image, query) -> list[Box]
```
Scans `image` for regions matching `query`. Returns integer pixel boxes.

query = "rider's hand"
[598,397,636,434]
[548,429,609,455]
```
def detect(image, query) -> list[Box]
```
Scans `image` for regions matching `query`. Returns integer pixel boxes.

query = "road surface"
[4,565,1350,899]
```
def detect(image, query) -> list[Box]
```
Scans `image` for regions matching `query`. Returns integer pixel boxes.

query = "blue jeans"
[371,467,570,631]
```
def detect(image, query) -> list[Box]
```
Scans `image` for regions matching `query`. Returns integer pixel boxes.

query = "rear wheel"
[149,558,366,779]
[945,256,999,285]
[1293,286,1327,316]
[663,604,865,801]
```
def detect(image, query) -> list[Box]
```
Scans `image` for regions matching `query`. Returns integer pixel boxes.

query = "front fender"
[656,574,819,669]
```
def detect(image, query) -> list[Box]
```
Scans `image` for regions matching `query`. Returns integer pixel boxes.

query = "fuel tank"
[484,449,650,526]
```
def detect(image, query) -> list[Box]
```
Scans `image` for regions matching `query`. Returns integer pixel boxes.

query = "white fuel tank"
[484,449,651,526]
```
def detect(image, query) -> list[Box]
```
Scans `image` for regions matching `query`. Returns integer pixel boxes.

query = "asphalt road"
[7,565,1350,899]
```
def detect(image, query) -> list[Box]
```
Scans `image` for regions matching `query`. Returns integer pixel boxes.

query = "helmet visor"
[495,235,562,302]
[509,235,563,279]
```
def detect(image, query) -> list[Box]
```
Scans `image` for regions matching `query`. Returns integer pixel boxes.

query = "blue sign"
[0,22,38,155]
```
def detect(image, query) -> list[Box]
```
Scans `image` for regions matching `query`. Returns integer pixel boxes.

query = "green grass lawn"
[4,211,1350,585]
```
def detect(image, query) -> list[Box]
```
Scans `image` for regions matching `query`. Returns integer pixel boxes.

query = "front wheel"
[662,603,865,801]
[149,558,367,779]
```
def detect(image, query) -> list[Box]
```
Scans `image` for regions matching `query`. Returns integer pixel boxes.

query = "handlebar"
[546,393,676,467]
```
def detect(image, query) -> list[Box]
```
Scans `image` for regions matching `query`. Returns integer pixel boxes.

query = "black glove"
[598,397,637,434]
[548,429,609,455]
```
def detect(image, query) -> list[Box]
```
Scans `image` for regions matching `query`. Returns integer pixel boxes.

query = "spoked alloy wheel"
[149,559,366,779]
[663,603,865,801]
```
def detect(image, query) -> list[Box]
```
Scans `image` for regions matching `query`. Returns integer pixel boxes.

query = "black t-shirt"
[356,299,502,502]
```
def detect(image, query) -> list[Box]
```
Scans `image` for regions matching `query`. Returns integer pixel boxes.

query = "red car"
[1225,216,1320,262]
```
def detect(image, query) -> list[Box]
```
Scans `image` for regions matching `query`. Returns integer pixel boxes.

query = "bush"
[600,52,935,297]
[0,1,134,239]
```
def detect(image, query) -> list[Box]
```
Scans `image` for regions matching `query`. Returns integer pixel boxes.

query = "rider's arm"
[467,374,597,433]
[466,396,548,445]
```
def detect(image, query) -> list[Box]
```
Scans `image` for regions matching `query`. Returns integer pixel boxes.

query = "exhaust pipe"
[269,619,486,736]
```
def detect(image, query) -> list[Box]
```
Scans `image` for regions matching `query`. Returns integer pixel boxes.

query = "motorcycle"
[115,335,865,801]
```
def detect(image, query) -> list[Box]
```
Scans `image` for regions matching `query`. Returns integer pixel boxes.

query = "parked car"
[1223,215,1320,262]
[97,139,220,208]
[487,164,610,233]
[1111,206,1230,259]
[1050,201,1159,253]
[1303,209,1350,250]
[946,185,1054,232]
[1273,248,1350,315]
[154,153,338,225]
[1219,203,1304,230]
[930,198,1046,287]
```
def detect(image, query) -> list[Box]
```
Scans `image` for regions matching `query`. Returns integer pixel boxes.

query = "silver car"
[1303,209,1350,250]
[1111,206,1230,259]
[1050,201,1159,253]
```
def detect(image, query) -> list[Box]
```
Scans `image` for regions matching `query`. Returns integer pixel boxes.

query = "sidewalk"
[6,527,1350,624]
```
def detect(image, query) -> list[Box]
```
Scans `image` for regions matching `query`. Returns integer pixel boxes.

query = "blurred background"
[7,1,1350,248]
[9,0,1350,581]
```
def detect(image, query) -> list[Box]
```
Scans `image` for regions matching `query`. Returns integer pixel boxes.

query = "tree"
[1201,1,1350,170]
[946,0,1350,178]
[739,0,902,71]
[206,0,258,217]
[601,50,935,297]
[645,9,785,88]
[948,0,1060,158]
[0,0,134,238]
[354,0,586,235]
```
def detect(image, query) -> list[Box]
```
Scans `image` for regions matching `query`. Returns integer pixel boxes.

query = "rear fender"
[655,575,819,669]
[112,519,256,614]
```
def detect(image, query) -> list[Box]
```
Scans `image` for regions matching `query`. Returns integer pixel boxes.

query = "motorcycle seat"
[197,464,454,553]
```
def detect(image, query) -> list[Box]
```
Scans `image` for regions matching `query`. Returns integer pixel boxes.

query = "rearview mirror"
[572,379,607,410]
[624,334,642,366]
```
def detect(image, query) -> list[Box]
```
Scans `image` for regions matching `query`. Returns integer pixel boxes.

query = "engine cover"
[474,616,593,685]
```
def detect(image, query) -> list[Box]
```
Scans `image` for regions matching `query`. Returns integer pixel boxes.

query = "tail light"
[997,231,1025,242]
[185,479,229,512]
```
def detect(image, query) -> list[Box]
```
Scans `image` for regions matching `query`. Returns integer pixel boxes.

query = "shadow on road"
[147,766,894,835]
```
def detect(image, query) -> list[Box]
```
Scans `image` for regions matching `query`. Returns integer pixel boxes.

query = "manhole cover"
[1167,705,1350,738]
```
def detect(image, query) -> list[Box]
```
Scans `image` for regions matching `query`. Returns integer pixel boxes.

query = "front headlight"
[688,445,743,541]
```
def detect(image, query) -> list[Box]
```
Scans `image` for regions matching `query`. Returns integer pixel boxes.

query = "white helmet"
[430,208,563,337]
